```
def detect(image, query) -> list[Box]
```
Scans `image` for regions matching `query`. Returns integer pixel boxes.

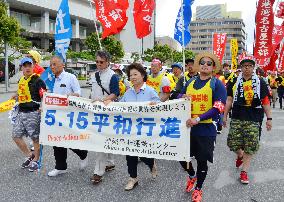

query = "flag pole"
[181,0,186,86]
[89,0,102,50]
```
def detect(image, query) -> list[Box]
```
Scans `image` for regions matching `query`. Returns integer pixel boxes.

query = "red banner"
[212,33,227,63]
[276,2,284,18]
[133,0,155,39]
[272,25,284,50]
[278,45,284,71]
[94,0,129,39]
[256,58,270,67]
[263,43,280,72]
[254,0,275,59]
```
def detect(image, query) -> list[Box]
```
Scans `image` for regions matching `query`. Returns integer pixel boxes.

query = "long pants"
[271,89,277,106]
[278,88,284,109]
[53,146,88,170]
[126,155,154,178]
[93,152,115,176]
[181,160,208,189]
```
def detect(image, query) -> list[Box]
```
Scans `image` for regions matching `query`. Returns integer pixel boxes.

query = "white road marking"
[263,141,284,148]
[252,169,284,183]
[272,126,284,130]
[213,169,284,189]
[213,170,236,189]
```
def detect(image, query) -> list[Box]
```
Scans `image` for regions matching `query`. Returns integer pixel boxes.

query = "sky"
[155,0,283,53]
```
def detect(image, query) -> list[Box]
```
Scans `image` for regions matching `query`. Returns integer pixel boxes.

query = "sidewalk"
[0,83,17,94]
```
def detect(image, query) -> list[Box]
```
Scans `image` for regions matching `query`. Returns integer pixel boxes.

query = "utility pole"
[4,0,9,92]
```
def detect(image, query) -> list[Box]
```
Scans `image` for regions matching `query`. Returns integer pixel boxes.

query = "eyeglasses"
[199,60,213,66]
[96,60,106,64]
[241,64,254,68]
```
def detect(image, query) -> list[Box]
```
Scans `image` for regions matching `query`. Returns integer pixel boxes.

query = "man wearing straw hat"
[180,52,227,202]
[224,55,272,185]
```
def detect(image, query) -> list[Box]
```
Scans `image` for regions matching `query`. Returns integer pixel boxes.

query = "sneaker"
[235,157,243,168]
[21,153,35,168]
[79,157,88,170]
[28,161,39,172]
[151,161,157,179]
[192,189,203,202]
[240,171,249,184]
[186,176,197,192]
[48,169,67,177]
[90,174,103,184]
[124,177,138,191]
[105,165,115,172]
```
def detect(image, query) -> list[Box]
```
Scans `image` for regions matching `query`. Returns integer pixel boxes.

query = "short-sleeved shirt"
[227,77,269,122]
[155,71,171,94]
[18,74,46,112]
[91,68,120,100]
[120,83,160,102]
[53,71,81,96]
[181,76,227,137]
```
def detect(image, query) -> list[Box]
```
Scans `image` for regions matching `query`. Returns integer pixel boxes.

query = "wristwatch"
[195,117,201,123]
[267,118,272,121]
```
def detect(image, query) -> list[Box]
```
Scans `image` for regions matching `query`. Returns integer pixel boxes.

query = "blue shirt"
[120,83,160,102]
[53,71,81,96]
[182,76,227,137]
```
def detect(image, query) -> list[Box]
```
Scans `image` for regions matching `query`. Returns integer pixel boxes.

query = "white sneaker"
[79,157,88,170]
[125,177,138,191]
[48,169,67,177]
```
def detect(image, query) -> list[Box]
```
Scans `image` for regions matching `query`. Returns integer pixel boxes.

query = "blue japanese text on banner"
[40,93,191,161]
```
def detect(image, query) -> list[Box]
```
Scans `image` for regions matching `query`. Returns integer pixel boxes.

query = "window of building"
[79,26,87,39]
[10,11,31,30]
[49,19,56,34]
[30,17,41,33]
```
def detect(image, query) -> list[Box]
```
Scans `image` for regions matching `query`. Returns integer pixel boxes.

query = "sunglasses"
[96,60,106,64]
[199,60,213,66]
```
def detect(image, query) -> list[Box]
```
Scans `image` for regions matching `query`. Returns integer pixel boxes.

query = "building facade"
[156,36,181,51]
[7,0,97,52]
[6,0,154,57]
[189,4,246,63]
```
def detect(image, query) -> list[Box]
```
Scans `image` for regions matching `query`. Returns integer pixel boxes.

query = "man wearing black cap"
[224,55,272,185]
[11,57,46,172]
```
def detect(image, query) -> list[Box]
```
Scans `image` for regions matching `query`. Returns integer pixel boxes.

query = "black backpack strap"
[95,72,110,95]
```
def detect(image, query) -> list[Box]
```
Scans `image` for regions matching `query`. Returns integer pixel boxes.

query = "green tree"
[142,44,173,64]
[0,2,31,59]
[131,52,140,62]
[85,33,125,62]
[172,49,196,63]
[67,50,96,61]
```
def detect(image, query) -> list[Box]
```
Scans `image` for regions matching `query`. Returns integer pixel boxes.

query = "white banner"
[40,93,191,161]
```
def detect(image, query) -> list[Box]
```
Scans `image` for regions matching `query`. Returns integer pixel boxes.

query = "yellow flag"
[230,38,238,71]
[0,99,16,113]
